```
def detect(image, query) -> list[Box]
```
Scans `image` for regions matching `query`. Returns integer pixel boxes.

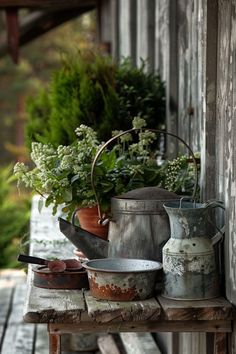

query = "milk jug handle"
[203,201,225,246]
[211,226,225,246]
[203,200,225,210]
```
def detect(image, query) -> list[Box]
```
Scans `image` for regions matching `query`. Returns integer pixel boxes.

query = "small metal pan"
[18,254,84,272]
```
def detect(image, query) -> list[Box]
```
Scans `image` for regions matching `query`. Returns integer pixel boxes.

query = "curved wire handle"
[91,128,199,223]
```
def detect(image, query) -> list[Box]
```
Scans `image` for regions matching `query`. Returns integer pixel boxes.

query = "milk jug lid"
[115,187,180,201]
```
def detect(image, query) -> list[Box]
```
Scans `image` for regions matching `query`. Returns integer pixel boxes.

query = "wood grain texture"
[35,324,49,354]
[179,332,206,354]
[85,292,161,323]
[48,320,232,334]
[98,334,121,354]
[120,332,162,354]
[217,0,236,310]
[214,332,227,354]
[200,0,218,201]
[49,333,61,354]
[136,0,155,71]
[1,283,35,354]
[158,296,233,321]
[23,278,85,323]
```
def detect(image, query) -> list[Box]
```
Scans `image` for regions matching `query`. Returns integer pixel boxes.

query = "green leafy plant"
[25,52,165,148]
[14,118,164,219]
[15,117,199,220]
[0,165,31,268]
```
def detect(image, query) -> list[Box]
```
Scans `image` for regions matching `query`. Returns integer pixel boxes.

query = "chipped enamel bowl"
[83,258,162,301]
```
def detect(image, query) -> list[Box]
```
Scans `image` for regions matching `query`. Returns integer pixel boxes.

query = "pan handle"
[18,254,48,266]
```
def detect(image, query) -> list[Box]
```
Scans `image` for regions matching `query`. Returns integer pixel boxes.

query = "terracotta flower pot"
[76,205,109,240]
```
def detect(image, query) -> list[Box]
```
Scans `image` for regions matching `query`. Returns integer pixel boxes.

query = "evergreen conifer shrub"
[25,53,165,148]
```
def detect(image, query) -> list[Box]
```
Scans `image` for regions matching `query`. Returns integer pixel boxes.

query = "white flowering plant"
[14,117,199,219]
[14,118,164,218]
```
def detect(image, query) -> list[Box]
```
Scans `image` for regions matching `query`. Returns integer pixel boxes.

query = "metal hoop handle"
[91,128,199,222]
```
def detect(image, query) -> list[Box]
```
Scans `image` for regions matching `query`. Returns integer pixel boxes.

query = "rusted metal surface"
[33,266,89,290]
[162,201,225,300]
[84,258,162,301]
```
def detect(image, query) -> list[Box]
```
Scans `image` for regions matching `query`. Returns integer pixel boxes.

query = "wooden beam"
[49,320,232,334]
[213,333,227,354]
[0,0,96,9]
[49,333,61,354]
[0,7,93,60]
[6,7,19,63]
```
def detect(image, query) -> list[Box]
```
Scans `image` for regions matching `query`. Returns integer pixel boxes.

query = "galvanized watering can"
[59,128,198,263]
[162,200,225,300]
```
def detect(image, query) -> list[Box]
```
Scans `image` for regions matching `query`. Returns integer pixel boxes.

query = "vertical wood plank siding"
[136,0,155,71]
[179,332,206,354]
[103,0,236,352]
[155,0,169,82]
[110,0,119,59]
[119,0,136,63]
[217,0,236,305]
[176,0,202,152]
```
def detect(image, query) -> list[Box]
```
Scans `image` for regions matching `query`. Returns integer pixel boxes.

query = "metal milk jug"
[162,200,225,300]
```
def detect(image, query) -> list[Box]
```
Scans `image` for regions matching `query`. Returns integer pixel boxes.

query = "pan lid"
[114,187,180,201]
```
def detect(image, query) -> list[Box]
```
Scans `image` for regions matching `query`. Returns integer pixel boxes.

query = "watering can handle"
[203,201,225,246]
[91,128,199,223]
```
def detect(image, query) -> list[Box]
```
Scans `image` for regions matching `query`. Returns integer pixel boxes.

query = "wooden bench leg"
[214,333,227,354]
[49,333,61,354]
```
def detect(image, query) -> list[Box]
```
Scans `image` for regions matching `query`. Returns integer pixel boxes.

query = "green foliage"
[25,89,52,148]
[0,165,31,268]
[15,116,199,220]
[115,59,166,131]
[15,118,164,219]
[25,53,166,148]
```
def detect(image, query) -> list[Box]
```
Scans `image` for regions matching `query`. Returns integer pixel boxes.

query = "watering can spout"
[58,217,109,260]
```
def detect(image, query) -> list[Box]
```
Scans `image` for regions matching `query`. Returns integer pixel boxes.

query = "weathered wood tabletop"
[24,275,233,331]
[23,273,233,354]
[23,196,234,354]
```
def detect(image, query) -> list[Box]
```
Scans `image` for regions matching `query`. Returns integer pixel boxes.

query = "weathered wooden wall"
[99,0,236,352]
[216,0,236,306]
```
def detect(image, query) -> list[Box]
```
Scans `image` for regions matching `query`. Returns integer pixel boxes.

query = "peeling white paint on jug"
[162,201,224,300]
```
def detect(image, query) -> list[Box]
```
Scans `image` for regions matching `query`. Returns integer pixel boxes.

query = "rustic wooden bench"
[23,283,233,354]
[22,196,234,354]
